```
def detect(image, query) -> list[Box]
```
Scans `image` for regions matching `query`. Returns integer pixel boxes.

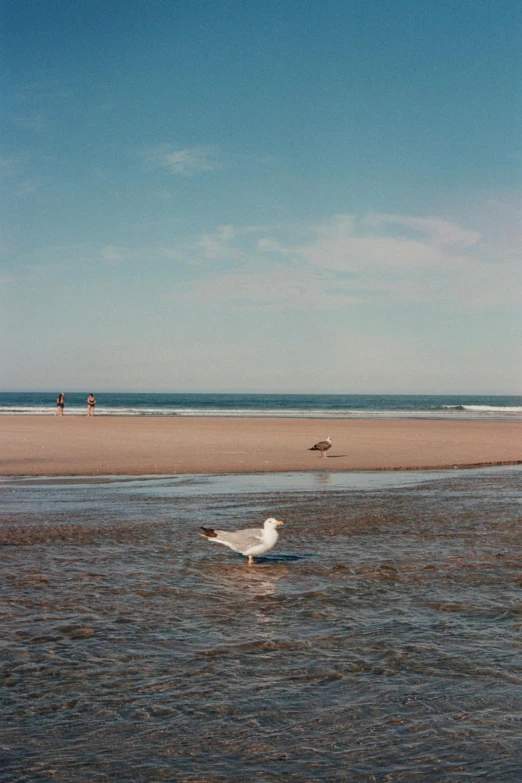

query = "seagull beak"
[276,519,284,526]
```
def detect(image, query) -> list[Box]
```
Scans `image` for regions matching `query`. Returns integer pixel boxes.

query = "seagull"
[309,436,332,458]
[200,517,284,565]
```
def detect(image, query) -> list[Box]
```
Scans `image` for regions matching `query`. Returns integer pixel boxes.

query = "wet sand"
[0,416,520,476]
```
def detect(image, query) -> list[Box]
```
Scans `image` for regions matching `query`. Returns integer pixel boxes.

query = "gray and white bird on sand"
[200,517,284,565]
[309,436,332,457]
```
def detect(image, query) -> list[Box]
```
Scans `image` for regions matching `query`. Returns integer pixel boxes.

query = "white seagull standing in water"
[200,517,284,565]
[309,436,332,458]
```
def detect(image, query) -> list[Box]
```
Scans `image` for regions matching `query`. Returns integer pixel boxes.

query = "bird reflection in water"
[207,561,289,597]
[313,472,332,486]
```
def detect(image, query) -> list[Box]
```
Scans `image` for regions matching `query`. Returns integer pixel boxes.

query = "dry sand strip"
[0,416,521,477]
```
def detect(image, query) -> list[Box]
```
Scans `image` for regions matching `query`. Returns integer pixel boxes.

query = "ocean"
[2,466,522,781]
[0,391,521,419]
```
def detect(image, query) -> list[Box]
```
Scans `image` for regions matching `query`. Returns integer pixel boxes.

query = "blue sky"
[2,0,521,393]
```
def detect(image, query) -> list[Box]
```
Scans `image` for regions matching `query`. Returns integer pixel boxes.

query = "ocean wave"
[1,405,520,419]
[442,404,522,413]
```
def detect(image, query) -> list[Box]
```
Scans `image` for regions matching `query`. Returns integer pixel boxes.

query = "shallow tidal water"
[1,467,522,782]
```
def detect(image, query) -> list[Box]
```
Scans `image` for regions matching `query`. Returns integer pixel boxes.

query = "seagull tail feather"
[200,526,218,538]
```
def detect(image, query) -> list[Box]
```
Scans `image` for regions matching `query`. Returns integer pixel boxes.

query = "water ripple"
[1,469,522,781]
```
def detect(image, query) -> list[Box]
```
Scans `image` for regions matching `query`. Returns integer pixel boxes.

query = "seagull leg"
[248,556,254,566]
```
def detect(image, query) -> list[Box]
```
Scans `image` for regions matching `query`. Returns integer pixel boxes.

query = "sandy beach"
[0,416,520,476]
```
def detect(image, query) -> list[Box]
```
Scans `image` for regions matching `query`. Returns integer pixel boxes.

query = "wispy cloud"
[101,246,122,266]
[363,213,480,249]
[163,210,520,310]
[15,180,37,198]
[12,112,49,133]
[168,267,363,309]
[0,154,40,198]
[0,156,19,172]
[144,144,223,176]
[294,212,482,273]
[14,79,73,104]
[11,210,520,313]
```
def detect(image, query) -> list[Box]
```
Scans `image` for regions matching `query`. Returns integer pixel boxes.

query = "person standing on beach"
[87,394,96,416]
[56,392,65,416]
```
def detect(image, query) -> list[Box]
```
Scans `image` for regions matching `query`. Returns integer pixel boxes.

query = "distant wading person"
[56,393,65,416]
[87,394,96,416]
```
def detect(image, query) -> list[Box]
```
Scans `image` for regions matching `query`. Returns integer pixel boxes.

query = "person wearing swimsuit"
[56,393,65,416]
[87,394,96,416]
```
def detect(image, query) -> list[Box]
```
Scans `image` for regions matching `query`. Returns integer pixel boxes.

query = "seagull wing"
[310,439,331,450]
[214,527,264,552]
